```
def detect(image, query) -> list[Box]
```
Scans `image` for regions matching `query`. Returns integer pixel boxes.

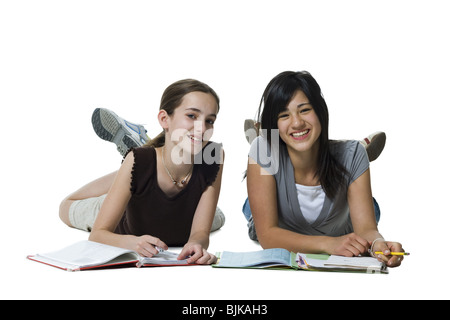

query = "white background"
[1,0,449,300]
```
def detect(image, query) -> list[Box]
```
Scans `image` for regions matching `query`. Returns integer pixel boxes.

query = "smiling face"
[160,91,218,156]
[277,90,322,155]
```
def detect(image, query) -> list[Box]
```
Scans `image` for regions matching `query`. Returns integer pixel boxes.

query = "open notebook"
[28,240,191,271]
[214,248,387,274]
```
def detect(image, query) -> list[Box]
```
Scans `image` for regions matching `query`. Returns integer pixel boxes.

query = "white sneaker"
[361,132,386,162]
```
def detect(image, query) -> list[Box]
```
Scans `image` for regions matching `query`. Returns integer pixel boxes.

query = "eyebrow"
[279,102,311,113]
[186,107,217,118]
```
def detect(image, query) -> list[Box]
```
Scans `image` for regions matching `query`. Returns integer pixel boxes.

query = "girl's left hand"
[178,242,218,265]
[372,240,405,267]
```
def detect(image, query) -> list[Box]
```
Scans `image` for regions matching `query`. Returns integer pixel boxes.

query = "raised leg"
[59,171,118,227]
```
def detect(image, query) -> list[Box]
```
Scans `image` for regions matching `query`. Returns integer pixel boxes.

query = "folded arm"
[247,158,369,256]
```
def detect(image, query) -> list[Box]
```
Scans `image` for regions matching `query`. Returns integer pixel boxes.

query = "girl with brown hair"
[59,79,224,265]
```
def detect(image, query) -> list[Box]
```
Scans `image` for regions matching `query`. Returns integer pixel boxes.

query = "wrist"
[369,237,385,257]
[187,234,209,249]
[320,236,335,255]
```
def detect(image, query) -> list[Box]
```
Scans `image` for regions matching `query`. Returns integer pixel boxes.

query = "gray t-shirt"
[248,136,369,237]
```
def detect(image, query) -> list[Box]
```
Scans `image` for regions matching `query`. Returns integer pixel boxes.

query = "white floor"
[1,1,449,300]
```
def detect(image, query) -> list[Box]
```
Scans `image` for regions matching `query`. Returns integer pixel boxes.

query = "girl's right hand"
[328,233,370,257]
[133,235,168,257]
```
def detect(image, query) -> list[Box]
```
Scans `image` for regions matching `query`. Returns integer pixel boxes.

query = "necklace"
[161,146,193,188]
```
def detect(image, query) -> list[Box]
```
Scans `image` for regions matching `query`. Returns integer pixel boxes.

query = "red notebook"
[28,240,192,271]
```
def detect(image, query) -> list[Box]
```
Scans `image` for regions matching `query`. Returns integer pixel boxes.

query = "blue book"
[214,248,387,274]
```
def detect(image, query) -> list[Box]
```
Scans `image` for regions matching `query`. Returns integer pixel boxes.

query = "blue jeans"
[242,197,381,223]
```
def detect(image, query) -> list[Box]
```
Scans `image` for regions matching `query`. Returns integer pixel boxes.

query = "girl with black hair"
[245,71,405,267]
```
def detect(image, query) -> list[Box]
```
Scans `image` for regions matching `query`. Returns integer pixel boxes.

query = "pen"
[374,252,410,256]
[155,246,165,253]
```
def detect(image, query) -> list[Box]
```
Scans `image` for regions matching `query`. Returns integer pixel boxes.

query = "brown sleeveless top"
[114,142,221,246]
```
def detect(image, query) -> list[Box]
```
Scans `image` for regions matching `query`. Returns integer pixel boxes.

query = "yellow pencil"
[374,252,410,256]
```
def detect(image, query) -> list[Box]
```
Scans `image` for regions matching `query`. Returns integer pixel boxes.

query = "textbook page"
[217,248,292,268]
[297,253,387,273]
[140,250,189,266]
[35,240,136,268]
[323,255,385,268]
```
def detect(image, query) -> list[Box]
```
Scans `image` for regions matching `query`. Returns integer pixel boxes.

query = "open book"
[28,240,191,271]
[214,248,388,274]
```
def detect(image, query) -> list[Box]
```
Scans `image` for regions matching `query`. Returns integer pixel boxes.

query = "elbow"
[259,239,279,250]
[255,227,279,250]
[88,229,102,243]
[88,232,96,242]
[88,231,107,245]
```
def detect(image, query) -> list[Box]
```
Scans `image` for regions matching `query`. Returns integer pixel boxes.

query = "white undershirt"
[295,184,325,224]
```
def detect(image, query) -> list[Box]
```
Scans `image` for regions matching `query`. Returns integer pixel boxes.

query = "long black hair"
[257,71,348,199]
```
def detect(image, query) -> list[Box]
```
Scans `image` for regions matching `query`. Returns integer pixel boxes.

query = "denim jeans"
[242,197,381,223]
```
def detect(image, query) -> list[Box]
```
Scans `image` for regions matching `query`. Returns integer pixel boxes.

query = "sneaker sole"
[92,108,144,157]
[244,119,257,144]
[365,132,386,162]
